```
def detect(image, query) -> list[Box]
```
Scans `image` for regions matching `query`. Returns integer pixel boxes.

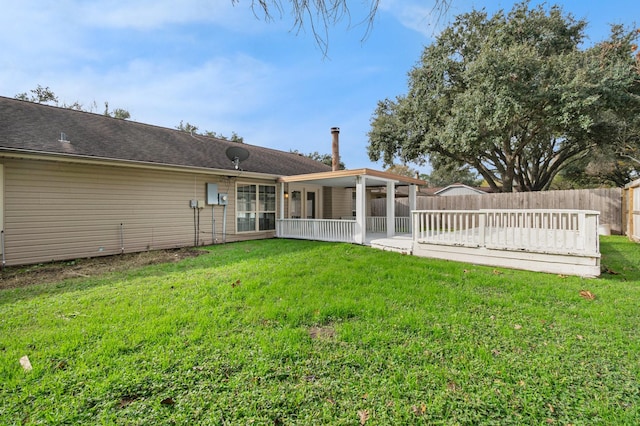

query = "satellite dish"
[225,146,250,170]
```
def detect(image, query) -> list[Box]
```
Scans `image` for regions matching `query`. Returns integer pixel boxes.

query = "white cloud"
[379,0,448,37]
[77,0,243,30]
[0,0,418,171]
[44,53,278,129]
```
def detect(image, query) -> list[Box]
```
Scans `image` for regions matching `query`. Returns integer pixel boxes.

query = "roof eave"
[0,148,282,180]
[278,168,426,187]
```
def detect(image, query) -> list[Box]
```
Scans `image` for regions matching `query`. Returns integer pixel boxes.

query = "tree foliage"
[175,120,199,134]
[423,161,481,187]
[290,150,345,169]
[104,102,131,120]
[555,113,640,188]
[205,131,244,143]
[15,85,131,120]
[385,163,418,178]
[176,121,245,143]
[15,85,58,105]
[368,2,640,192]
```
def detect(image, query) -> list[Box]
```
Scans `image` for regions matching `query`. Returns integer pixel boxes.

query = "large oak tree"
[368,2,640,192]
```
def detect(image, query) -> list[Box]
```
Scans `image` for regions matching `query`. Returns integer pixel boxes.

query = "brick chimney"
[331,127,340,171]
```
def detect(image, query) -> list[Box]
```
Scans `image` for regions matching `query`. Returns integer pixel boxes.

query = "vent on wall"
[58,132,70,143]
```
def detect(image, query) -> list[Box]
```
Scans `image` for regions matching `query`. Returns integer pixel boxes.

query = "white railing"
[342,216,411,233]
[339,216,412,233]
[277,219,357,243]
[277,216,412,243]
[412,209,600,255]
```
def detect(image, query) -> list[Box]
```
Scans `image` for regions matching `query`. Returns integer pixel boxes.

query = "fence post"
[478,212,486,247]
[630,186,635,239]
[577,212,586,251]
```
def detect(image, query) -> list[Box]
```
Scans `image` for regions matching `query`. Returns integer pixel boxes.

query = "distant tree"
[424,160,481,187]
[290,150,346,169]
[240,0,452,55]
[204,130,245,143]
[228,132,244,143]
[367,3,640,192]
[176,120,199,134]
[103,102,131,120]
[15,86,131,119]
[178,123,246,142]
[64,101,85,111]
[15,85,58,105]
[385,164,418,178]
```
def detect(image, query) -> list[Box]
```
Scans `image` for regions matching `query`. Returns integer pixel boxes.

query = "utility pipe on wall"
[193,207,197,246]
[120,223,124,254]
[222,204,227,243]
[1,230,5,270]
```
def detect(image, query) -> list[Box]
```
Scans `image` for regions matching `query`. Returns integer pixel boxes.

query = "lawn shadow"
[0,239,330,305]
[598,236,640,282]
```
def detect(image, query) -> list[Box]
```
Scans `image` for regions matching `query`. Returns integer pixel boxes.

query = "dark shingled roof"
[0,96,331,176]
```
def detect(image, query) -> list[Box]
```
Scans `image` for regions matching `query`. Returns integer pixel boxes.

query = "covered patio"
[276,168,424,244]
[276,169,601,277]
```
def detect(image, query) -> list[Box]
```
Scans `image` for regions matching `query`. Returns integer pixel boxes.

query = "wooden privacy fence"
[622,179,640,241]
[371,188,622,235]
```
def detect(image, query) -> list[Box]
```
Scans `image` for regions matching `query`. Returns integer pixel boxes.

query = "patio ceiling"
[277,168,425,188]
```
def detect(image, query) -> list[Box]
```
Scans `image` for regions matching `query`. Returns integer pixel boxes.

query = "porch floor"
[367,233,413,254]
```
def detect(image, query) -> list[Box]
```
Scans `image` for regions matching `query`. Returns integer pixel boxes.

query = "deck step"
[369,238,413,255]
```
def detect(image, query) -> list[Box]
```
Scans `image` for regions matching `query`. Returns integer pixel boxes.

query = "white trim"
[0,150,281,181]
[433,184,486,196]
[235,182,277,234]
[409,184,417,232]
[386,181,395,237]
[355,176,367,244]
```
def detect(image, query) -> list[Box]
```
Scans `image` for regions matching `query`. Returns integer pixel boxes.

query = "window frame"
[236,182,276,233]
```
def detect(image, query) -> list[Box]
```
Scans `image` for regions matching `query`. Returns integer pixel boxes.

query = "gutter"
[0,148,282,181]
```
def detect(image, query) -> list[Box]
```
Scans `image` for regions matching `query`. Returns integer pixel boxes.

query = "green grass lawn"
[1,236,639,425]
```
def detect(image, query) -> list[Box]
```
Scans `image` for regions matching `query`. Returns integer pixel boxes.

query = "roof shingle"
[0,96,331,176]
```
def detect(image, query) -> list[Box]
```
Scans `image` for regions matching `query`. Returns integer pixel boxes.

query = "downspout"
[196,206,201,246]
[120,223,124,254]
[212,206,216,244]
[222,204,227,244]
[193,207,197,246]
[1,230,5,270]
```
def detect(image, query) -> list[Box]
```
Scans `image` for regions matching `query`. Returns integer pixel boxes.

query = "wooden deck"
[277,209,602,277]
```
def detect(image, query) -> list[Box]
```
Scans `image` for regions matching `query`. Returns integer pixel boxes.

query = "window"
[237,184,276,232]
[290,190,302,218]
[352,190,357,217]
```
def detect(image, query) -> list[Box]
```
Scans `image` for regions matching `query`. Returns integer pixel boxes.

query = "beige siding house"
[0,96,332,266]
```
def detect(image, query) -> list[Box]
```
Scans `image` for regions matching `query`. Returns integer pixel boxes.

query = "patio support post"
[386,181,395,237]
[409,184,417,233]
[280,183,286,220]
[355,175,366,244]
[278,183,285,237]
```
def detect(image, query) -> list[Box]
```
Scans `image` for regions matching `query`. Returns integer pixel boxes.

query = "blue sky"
[1,1,638,173]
